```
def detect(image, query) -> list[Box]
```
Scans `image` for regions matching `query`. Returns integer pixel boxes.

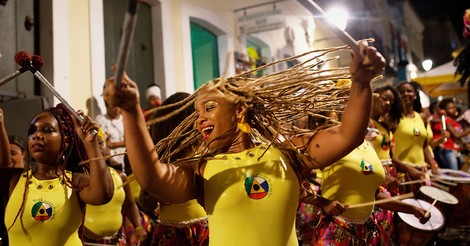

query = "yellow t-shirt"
[368,119,392,161]
[5,171,82,245]
[394,112,428,167]
[159,199,207,225]
[203,145,299,246]
[128,173,141,204]
[321,140,385,220]
[84,167,125,237]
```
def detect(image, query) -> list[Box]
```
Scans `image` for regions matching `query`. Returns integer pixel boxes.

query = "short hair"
[438,97,455,110]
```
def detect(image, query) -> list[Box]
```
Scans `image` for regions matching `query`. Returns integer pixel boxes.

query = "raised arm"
[105,77,197,204]
[294,42,385,169]
[0,108,10,167]
[72,111,114,205]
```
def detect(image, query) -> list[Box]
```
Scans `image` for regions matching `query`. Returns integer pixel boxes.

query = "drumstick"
[420,198,437,224]
[113,0,140,87]
[431,181,450,192]
[347,192,414,209]
[400,178,435,186]
[296,0,360,54]
[23,54,98,136]
[433,177,458,186]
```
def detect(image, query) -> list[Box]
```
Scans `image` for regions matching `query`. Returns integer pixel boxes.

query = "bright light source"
[422,59,433,71]
[326,7,349,30]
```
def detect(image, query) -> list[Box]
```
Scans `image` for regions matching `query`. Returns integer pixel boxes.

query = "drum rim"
[427,169,470,183]
[397,199,445,231]
[419,186,459,204]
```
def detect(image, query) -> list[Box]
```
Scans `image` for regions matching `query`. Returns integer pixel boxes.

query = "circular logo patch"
[360,160,374,175]
[244,175,269,199]
[31,201,53,221]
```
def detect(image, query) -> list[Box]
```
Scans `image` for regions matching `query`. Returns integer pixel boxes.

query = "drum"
[428,169,470,184]
[418,186,458,221]
[428,169,470,227]
[396,199,444,246]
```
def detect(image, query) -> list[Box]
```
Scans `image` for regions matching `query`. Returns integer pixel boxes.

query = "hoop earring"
[237,115,251,134]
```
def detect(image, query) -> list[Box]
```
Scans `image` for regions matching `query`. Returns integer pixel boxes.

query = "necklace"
[26,172,64,190]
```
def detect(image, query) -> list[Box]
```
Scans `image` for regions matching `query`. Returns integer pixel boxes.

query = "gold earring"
[237,115,251,133]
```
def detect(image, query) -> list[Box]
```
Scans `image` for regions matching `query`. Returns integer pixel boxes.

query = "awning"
[414,61,465,97]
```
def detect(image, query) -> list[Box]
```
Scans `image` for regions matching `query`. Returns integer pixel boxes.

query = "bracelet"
[134,226,144,231]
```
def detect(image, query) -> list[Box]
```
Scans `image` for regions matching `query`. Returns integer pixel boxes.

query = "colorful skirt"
[311,212,393,246]
[149,220,209,246]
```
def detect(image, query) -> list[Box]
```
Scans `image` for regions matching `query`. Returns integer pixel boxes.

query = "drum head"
[419,186,459,205]
[398,199,444,231]
[428,169,470,183]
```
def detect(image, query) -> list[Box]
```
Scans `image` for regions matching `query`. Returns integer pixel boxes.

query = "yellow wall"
[68,0,92,112]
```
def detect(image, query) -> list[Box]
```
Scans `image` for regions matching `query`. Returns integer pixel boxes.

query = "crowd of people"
[0,35,469,246]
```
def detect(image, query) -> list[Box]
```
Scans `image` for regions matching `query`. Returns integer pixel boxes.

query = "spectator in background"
[142,84,162,121]
[96,77,126,171]
[7,136,26,169]
[436,98,470,170]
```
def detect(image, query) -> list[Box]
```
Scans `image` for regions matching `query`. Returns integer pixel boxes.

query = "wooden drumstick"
[296,0,360,54]
[420,198,437,224]
[400,178,435,186]
[347,192,414,209]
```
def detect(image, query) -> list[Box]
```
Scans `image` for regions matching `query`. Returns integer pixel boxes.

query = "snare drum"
[418,186,458,221]
[428,169,470,227]
[396,199,444,246]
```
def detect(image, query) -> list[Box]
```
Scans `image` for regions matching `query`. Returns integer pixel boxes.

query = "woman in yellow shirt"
[1,104,114,245]
[107,42,386,246]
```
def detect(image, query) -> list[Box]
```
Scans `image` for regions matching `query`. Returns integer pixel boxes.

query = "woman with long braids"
[106,41,385,245]
[1,103,114,245]
[304,85,427,245]
[393,82,438,185]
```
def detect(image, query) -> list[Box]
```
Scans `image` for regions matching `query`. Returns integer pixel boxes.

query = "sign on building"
[236,9,285,35]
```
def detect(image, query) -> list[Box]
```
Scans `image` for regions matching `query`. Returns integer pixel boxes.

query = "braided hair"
[8,103,89,236]
[146,44,380,179]
[45,103,88,175]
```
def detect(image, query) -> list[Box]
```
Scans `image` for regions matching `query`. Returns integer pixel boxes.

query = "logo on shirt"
[31,200,54,221]
[244,174,270,199]
[381,135,390,151]
[360,160,374,175]
[413,128,421,136]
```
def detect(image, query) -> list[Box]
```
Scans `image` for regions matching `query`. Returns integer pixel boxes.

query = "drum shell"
[395,199,444,246]
[447,183,470,227]
[395,220,439,246]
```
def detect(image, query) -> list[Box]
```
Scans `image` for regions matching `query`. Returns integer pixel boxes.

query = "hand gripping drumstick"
[20,51,98,136]
[419,198,437,224]
[439,109,447,142]
[296,0,360,54]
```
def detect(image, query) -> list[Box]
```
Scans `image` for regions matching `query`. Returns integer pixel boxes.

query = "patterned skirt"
[149,220,209,246]
[311,212,393,246]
